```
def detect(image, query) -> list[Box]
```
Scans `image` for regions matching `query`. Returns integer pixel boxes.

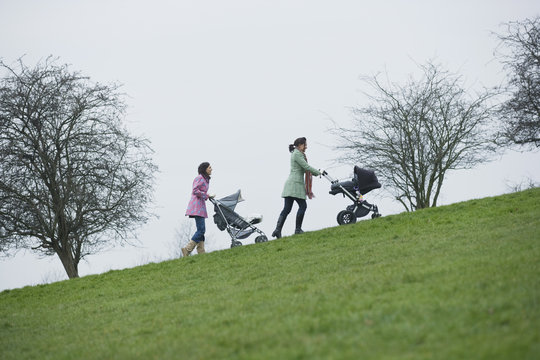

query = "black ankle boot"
[295,213,305,234]
[272,215,286,238]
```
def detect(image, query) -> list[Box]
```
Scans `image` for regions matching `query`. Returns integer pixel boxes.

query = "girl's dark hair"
[198,162,211,180]
[288,137,307,152]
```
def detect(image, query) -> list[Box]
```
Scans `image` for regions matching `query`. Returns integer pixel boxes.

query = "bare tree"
[170,219,194,258]
[0,57,157,278]
[494,16,540,147]
[334,62,498,211]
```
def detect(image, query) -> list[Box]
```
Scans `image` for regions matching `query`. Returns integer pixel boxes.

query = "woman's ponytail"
[289,137,307,152]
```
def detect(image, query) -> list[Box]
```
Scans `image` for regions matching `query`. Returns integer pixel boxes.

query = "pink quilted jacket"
[185,175,210,218]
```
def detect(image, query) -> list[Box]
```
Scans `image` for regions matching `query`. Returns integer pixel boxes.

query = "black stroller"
[323,166,382,225]
[210,190,268,248]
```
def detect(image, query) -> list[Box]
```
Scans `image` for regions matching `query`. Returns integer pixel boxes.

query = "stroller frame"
[210,197,268,248]
[323,170,382,225]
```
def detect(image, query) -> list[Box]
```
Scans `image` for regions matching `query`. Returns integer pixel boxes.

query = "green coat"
[281,149,321,199]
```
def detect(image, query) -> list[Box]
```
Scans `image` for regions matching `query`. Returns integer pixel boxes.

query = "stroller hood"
[354,166,381,195]
[216,190,244,211]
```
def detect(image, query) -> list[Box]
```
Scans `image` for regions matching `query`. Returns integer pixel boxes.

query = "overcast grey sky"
[1,0,539,291]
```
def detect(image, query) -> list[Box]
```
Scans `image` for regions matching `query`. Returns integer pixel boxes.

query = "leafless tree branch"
[0,57,157,278]
[332,61,499,210]
[494,17,540,147]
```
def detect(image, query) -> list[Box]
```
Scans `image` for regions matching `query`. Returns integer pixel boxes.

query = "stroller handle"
[322,171,339,184]
[209,197,219,206]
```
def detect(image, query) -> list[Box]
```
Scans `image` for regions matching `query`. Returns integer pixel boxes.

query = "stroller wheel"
[231,240,243,248]
[371,213,382,219]
[255,235,268,243]
[337,210,357,225]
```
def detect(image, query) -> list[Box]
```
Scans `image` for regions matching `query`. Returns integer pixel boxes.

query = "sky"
[1,0,539,291]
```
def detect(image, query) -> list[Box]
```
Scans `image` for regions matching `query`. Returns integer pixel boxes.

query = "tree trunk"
[56,248,79,279]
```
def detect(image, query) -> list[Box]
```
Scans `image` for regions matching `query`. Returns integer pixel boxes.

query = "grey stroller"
[210,190,268,248]
[323,166,382,225]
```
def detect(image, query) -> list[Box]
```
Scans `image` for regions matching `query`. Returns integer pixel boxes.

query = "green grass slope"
[1,189,539,359]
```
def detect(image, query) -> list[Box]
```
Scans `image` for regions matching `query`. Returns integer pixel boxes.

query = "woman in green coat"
[272,137,323,238]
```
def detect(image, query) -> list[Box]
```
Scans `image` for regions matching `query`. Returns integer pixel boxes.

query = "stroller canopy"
[354,166,381,195]
[216,190,244,211]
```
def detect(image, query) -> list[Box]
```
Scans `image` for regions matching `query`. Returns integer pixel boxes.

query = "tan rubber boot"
[196,241,205,254]
[182,240,197,257]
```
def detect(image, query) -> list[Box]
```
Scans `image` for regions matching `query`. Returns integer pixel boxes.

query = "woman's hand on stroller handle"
[321,171,339,184]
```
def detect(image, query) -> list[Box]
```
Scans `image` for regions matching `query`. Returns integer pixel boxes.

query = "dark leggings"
[280,197,307,217]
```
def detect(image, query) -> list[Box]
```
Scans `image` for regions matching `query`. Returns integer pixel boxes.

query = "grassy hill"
[1,188,539,359]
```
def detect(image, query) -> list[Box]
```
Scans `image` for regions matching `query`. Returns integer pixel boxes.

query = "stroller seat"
[330,179,358,195]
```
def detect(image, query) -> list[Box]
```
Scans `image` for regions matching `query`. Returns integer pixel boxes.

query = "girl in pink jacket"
[182,162,214,256]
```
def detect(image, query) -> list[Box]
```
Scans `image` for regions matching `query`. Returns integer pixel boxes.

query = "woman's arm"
[192,176,209,200]
[293,150,321,176]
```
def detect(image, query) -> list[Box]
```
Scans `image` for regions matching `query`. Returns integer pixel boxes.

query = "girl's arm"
[192,176,209,200]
